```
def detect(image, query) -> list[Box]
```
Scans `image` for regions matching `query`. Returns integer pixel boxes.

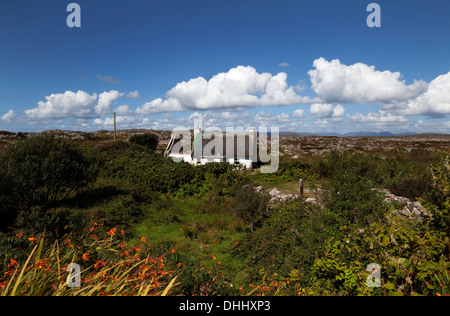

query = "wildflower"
[171,249,175,254]
[27,237,37,244]
[121,230,125,235]
[141,237,146,243]
[7,260,18,268]
[82,253,90,261]
[94,261,106,269]
[16,231,24,239]
[134,246,141,252]
[107,228,116,237]
[177,263,182,268]
[36,260,46,270]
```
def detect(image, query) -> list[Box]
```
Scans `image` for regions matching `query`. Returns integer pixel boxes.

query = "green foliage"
[260,161,312,183]
[92,140,130,159]
[309,215,449,296]
[0,136,98,231]
[427,154,450,260]
[102,151,196,194]
[236,200,330,283]
[102,151,244,199]
[91,195,145,230]
[324,167,387,228]
[129,133,159,151]
[314,149,433,200]
[229,184,270,232]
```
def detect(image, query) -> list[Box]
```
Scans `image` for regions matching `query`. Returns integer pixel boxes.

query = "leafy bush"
[92,140,130,159]
[324,168,387,228]
[0,136,98,231]
[308,214,449,296]
[91,195,145,230]
[313,149,433,200]
[229,184,270,232]
[261,161,312,183]
[102,151,244,198]
[102,151,198,195]
[129,133,159,151]
[236,200,330,283]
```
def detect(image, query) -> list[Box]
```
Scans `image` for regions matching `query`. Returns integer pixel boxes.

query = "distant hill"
[279,131,420,137]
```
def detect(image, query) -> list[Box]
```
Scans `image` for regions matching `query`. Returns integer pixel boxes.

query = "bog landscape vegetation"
[0,129,449,296]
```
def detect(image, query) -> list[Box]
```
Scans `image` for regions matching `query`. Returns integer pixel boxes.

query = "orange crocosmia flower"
[171,249,175,254]
[82,253,90,261]
[107,228,116,236]
[177,263,182,268]
[7,260,18,268]
[27,237,37,243]
[121,230,125,235]
[134,246,141,252]
[141,237,146,243]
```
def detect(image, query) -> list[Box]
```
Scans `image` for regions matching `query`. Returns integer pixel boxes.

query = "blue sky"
[1,0,450,133]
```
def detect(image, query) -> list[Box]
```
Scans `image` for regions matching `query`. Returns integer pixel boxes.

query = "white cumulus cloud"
[308,58,428,104]
[96,90,125,114]
[292,109,305,118]
[349,111,409,124]
[309,103,345,119]
[1,109,16,122]
[137,66,310,114]
[126,90,141,99]
[25,90,124,119]
[25,90,98,119]
[382,71,450,117]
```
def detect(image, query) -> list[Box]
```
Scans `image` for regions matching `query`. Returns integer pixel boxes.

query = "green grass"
[130,195,249,288]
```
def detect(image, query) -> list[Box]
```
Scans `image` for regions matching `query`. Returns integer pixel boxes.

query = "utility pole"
[114,112,117,142]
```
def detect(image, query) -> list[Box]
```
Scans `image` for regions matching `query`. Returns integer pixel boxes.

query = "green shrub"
[229,184,270,232]
[324,169,387,228]
[92,140,130,159]
[129,133,159,151]
[313,149,434,200]
[0,136,98,231]
[236,200,330,283]
[91,195,144,230]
